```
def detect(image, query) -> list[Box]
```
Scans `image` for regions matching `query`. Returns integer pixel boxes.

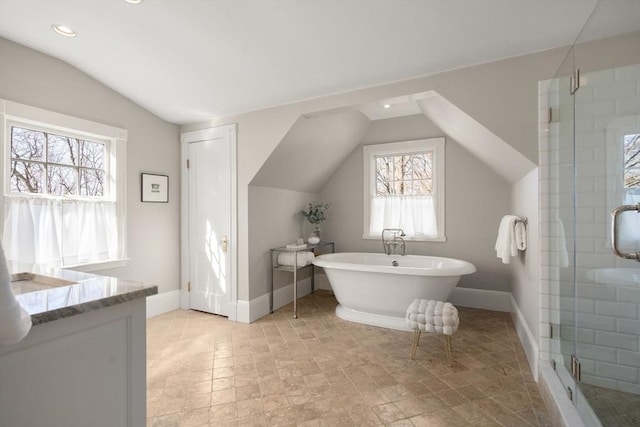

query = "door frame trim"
[180,124,238,320]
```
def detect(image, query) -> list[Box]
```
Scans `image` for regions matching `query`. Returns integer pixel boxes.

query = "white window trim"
[0,99,128,270]
[362,137,446,242]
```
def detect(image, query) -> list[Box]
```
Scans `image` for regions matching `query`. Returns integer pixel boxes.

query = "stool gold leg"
[411,330,421,359]
[444,335,453,366]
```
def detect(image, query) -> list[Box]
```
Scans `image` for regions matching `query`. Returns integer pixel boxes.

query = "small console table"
[270,241,335,318]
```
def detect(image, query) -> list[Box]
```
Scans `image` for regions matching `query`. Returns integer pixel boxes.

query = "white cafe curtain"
[369,195,438,239]
[2,196,117,266]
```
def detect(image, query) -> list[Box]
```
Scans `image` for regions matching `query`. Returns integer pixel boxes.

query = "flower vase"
[308,226,321,245]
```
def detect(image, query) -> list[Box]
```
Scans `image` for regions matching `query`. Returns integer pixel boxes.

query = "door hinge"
[547,107,553,124]
[567,386,573,401]
[571,354,581,382]
[187,159,190,169]
[570,68,581,94]
[187,281,191,292]
[549,323,553,339]
[551,359,556,371]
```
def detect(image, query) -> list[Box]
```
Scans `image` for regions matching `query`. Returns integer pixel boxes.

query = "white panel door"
[188,136,231,316]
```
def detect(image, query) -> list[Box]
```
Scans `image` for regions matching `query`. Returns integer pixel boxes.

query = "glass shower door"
[571,3,640,424]
[543,2,640,425]
[544,44,578,409]
[573,62,640,426]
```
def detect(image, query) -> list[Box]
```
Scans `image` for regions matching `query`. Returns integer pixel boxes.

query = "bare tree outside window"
[10,125,106,197]
[624,133,640,188]
[375,152,433,196]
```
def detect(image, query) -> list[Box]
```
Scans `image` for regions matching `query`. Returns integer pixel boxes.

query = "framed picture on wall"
[141,173,169,203]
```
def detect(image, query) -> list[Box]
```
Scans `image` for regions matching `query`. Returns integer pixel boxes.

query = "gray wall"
[180,34,579,304]
[252,111,371,193]
[248,186,318,300]
[319,114,512,292]
[511,169,539,341]
[179,32,638,324]
[0,38,181,294]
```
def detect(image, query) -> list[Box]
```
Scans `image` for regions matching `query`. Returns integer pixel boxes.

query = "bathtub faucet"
[382,228,406,256]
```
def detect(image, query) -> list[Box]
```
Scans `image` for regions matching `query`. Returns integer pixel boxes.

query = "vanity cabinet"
[0,268,156,427]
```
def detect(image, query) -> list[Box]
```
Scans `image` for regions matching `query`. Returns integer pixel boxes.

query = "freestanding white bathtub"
[313,252,476,331]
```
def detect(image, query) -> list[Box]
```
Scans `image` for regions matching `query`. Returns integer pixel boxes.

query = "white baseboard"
[146,290,180,318]
[236,299,251,324]
[449,287,511,312]
[510,294,539,380]
[239,278,314,323]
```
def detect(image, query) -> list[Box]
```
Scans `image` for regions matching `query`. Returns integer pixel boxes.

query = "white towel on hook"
[495,215,520,264]
[515,221,527,251]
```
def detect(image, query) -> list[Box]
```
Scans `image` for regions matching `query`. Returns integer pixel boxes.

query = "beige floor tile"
[372,402,406,423]
[210,388,237,405]
[436,388,471,407]
[236,397,265,419]
[209,402,238,421]
[212,377,235,391]
[417,393,447,414]
[180,407,210,426]
[262,394,290,412]
[154,397,185,417]
[237,414,267,427]
[452,402,496,424]
[147,292,553,427]
[236,384,261,402]
[185,393,211,411]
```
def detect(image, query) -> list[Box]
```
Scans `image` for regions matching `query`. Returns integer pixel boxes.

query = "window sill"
[362,234,447,243]
[65,258,130,273]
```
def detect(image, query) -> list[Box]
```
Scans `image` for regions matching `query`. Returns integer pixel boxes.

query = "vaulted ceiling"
[250,89,537,193]
[4,0,635,125]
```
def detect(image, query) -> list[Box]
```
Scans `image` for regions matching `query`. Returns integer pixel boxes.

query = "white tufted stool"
[406,299,459,365]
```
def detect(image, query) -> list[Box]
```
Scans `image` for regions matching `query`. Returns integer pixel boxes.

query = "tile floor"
[147,290,552,426]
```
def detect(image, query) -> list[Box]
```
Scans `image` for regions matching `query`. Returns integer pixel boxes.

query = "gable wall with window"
[319,114,513,292]
[0,38,181,295]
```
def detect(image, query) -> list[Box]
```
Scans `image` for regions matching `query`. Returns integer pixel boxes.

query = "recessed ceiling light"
[51,25,76,37]
[124,0,143,3]
[383,104,391,109]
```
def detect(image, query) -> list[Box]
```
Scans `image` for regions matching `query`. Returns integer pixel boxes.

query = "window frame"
[8,122,111,199]
[1,99,128,271]
[362,137,446,242]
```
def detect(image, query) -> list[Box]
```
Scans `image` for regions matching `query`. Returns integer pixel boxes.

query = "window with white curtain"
[363,138,445,241]
[1,99,127,270]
